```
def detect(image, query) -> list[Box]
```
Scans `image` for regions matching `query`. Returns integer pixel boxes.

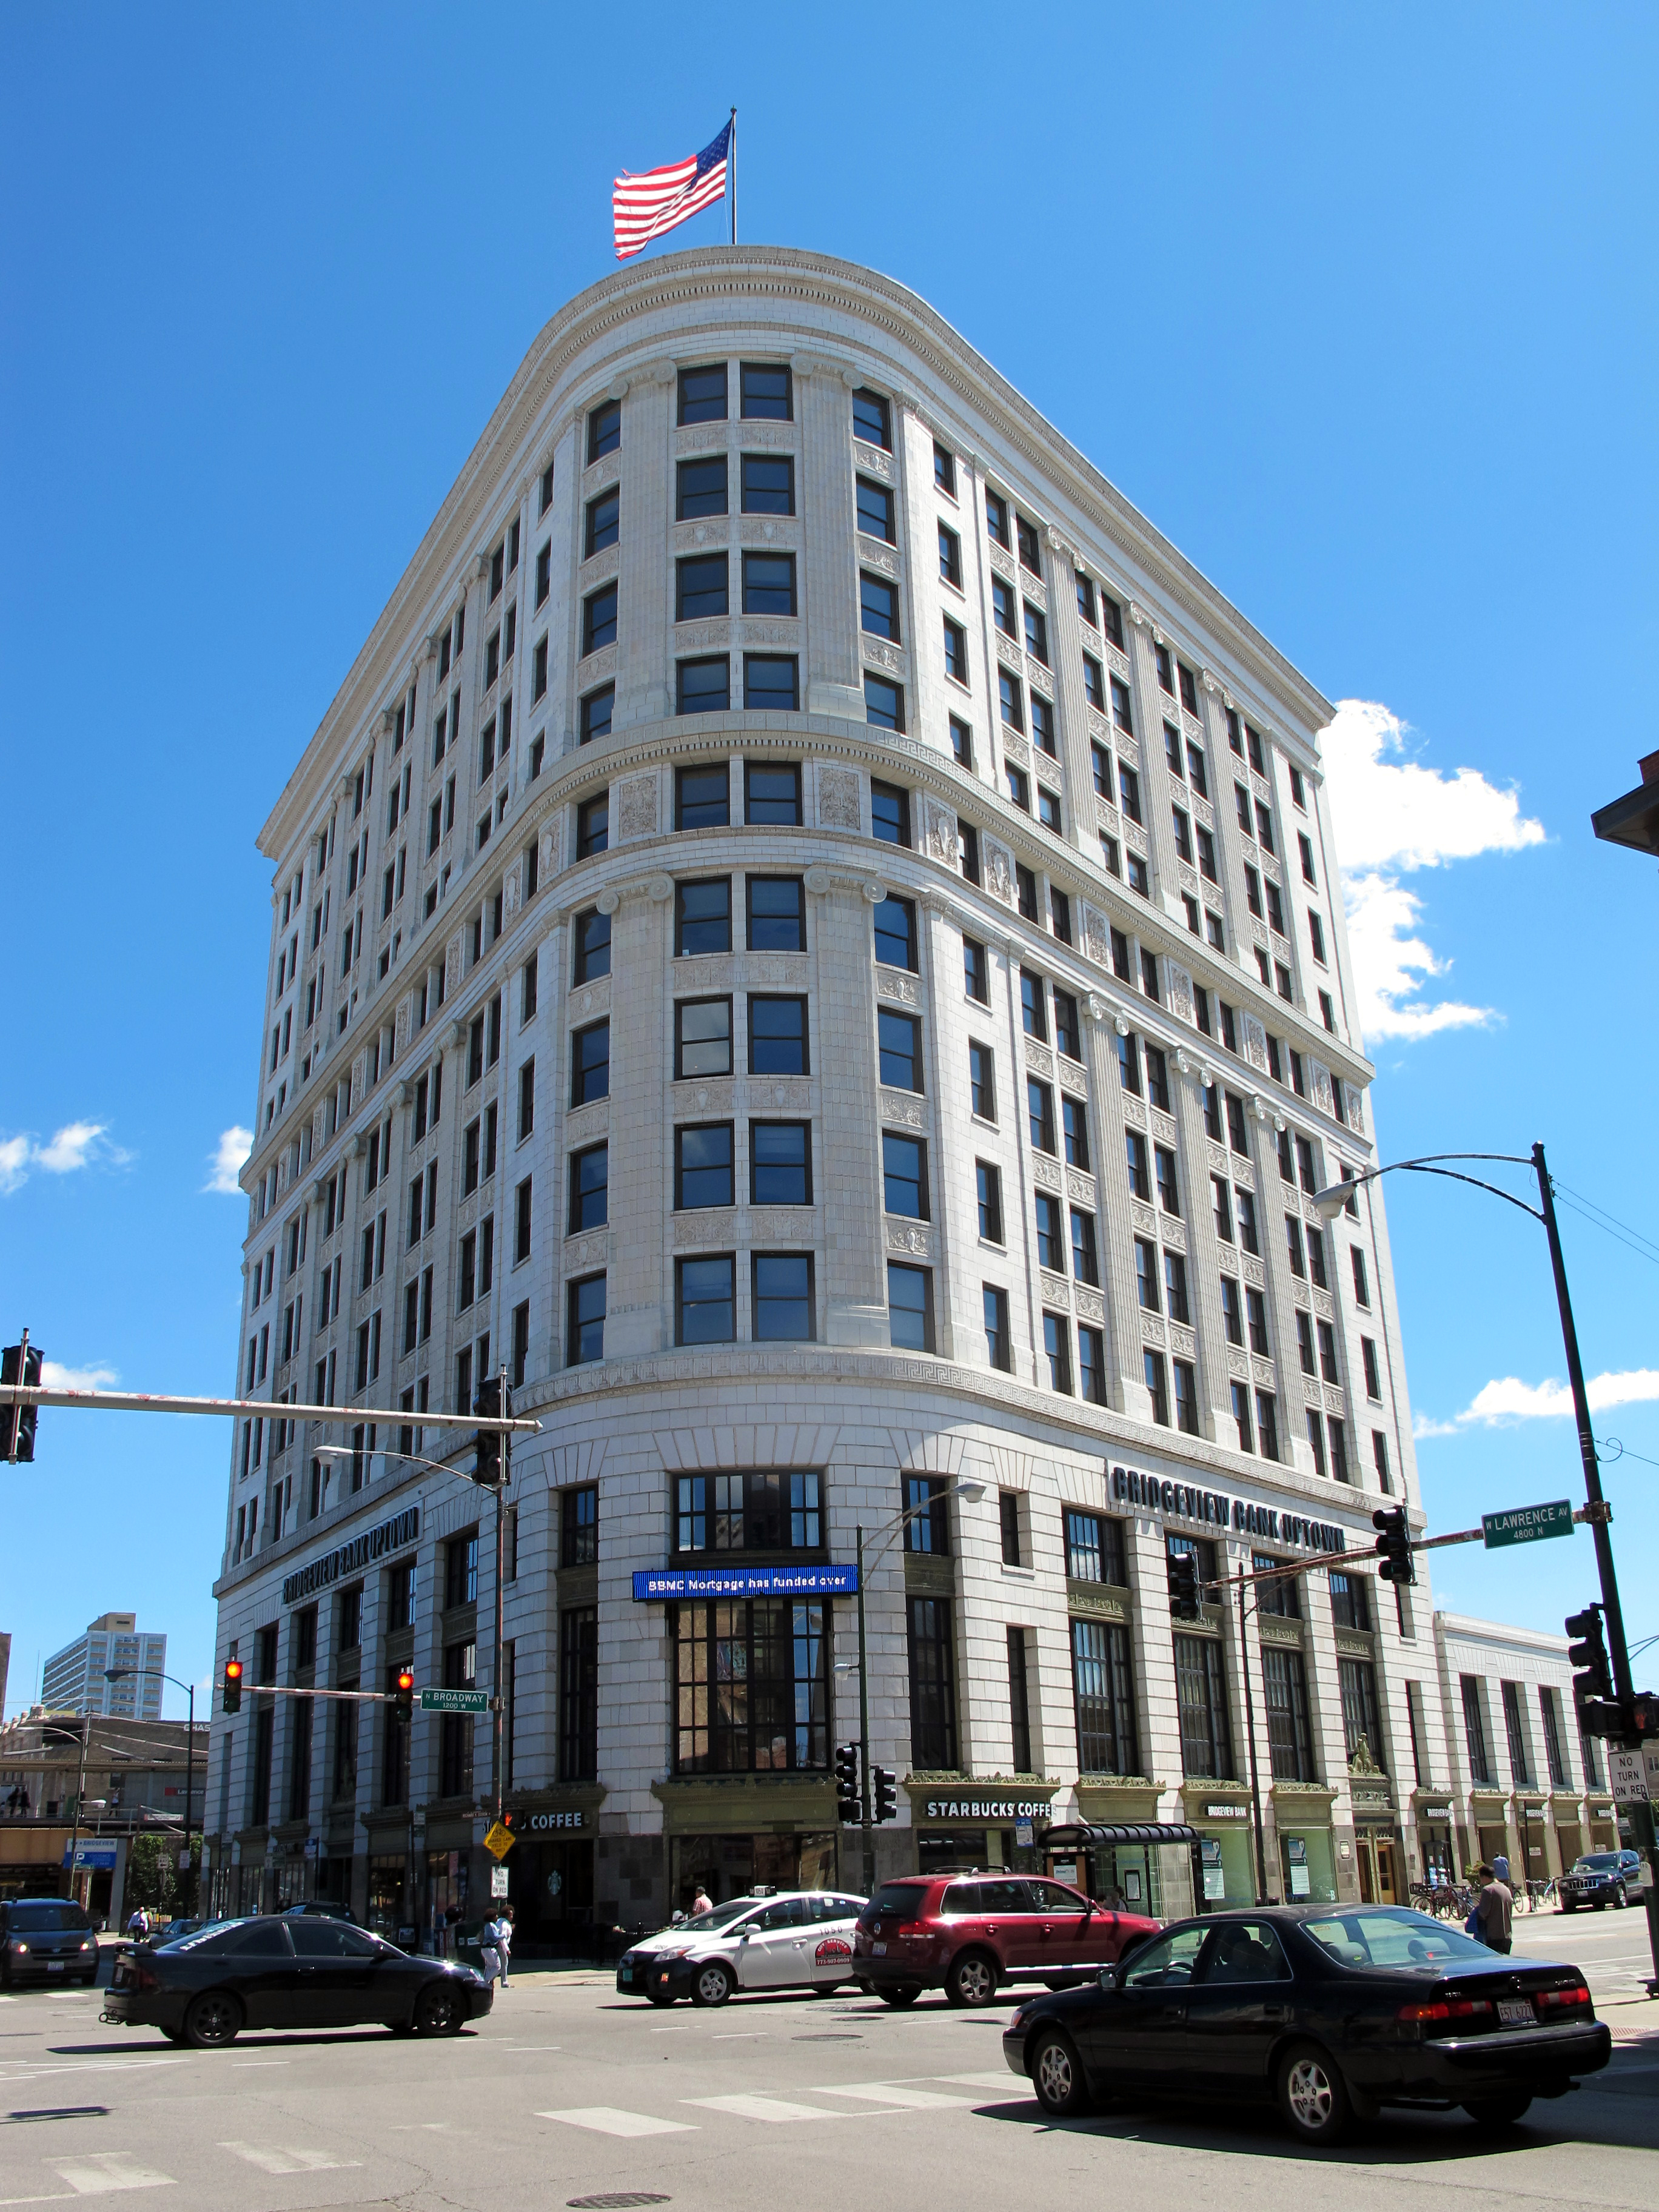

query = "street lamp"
[836,1479,985,1896]
[103,1667,201,1919]
[1312,1141,1658,1980]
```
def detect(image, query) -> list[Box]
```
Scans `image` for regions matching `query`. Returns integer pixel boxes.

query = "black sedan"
[102,1914,491,2046]
[1002,1904,1610,2145]
[0,1897,101,1987]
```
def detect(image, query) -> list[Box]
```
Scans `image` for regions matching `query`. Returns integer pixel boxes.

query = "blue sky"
[3,4,1655,1717]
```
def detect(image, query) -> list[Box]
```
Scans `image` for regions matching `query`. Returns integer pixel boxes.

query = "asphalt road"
[0,1929,1654,2212]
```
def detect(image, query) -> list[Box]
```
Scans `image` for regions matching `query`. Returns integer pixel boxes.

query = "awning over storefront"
[1042,1822,1199,1850]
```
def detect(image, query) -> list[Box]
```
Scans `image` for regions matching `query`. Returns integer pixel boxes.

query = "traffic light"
[394,1669,415,1723]
[1566,1607,1613,1704]
[221,1658,243,1715]
[1628,1695,1657,1741]
[1373,1505,1415,1585]
[834,1742,862,1824]
[1,1341,42,1463]
[1168,1548,1201,1621]
[474,1376,509,1487]
[871,1766,898,1824]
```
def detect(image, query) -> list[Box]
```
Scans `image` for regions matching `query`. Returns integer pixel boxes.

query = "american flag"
[612,119,732,262]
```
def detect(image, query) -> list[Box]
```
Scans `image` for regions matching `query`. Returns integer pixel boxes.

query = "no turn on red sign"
[1609,1749,1649,1803]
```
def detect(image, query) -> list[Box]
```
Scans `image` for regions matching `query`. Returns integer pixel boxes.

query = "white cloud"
[204,1125,253,1195]
[41,1359,119,1393]
[0,1121,131,1193]
[1319,700,1546,1046]
[1415,1368,1659,1437]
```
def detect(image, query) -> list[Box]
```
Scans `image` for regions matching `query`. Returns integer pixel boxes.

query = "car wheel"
[415,1986,465,2035]
[1030,2030,1092,2117]
[1276,2042,1353,2147]
[1614,1885,1627,1909]
[946,1951,1000,2008]
[1463,2094,1532,2130]
[160,2026,187,2045]
[879,1985,922,2007]
[183,1991,242,2049]
[690,1961,734,2008]
[1561,1902,1577,1914]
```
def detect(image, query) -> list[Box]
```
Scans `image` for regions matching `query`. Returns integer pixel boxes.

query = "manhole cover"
[568,2197,672,2210]
[794,2033,862,2042]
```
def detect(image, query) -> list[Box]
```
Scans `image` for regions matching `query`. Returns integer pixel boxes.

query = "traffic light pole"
[1533,1142,1659,1986]
[856,1523,873,1898]
[1235,1565,1269,1906]
[492,1366,510,1834]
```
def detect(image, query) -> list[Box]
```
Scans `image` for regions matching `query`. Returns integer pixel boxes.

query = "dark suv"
[1,1896,101,1987]
[1559,1851,1643,1912]
[853,1874,1160,2008]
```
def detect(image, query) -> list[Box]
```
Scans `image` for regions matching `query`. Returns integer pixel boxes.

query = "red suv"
[853,1874,1160,2008]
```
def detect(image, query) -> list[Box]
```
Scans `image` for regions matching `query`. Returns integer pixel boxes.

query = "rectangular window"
[1079,1326,1106,1405]
[887,1261,934,1352]
[558,1607,598,1782]
[1264,1647,1316,1781]
[1028,1079,1056,1156]
[870,779,911,847]
[1070,1208,1099,1286]
[675,1122,735,1210]
[873,894,916,970]
[750,1120,811,1205]
[1071,1618,1138,1775]
[677,1254,735,1344]
[855,472,897,542]
[752,1252,813,1340]
[679,362,728,424]
[1007,1627,1033,1774]
[741,452,794,514]
[570,1020,609,1105]
[675,994,732,1079]
[675,877,731,954]
[1066,1509,1126,1585]
[1036,1191,1065,1273]
[1175,1634,1235,1780]
[1539,1684,1569,1788]
[984,1285,1011,1372]
[969,1039,996,1120]
[852,386,891,447]
[1125,1128,1150,1199]
[587,398,620,461]
[864,673,905,731]
[903,1474,951,1556]
[673,1594,829,1774]
[1043,1309,1072,1392]
[582,583,617,655]
[1145,1349,1170,1426]
[747,992,808,1074]
[1155,1145,1179,1213]
[882,1131,928,1219]
[569,1142,608,1233]
[677,454,727,518]
[740,360,791,420]
[675,763,730,831]
[964,936,988,1003]
[573,907,610,983]
[906,1597,956,1768]
[1362,1336,1383,1399]
[1061,1096,1090,1170]
[1341,1657,1384,1770]
[677,655,730,715]
[877,1008,922,1091]
[584,485,619,557]
[1460,1674,1493,1785]
[942,615,968,682]
[860,569,899,641]
[677,553,729,624]
[578,683,614,745]
[566,1273,605,1364]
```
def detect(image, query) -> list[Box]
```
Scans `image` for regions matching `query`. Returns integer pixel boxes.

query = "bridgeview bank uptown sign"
[1110,1464,1350,1555]
[282,1506,421,1605]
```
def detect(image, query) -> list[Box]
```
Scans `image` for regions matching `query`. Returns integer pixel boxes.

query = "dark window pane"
[676,1123,734,1210]
[675,877,731,954]
[746,874,805,949]
[742,454,794,514]
[676,764,730,830]
[677,554,729,622]
[677,657,729,715]
[749,995,807,1073]
[678,1255,735,1343]
[750,1121,810,1205]
[679,363,728,424]
[677,456,728,519]
[852,387,891,448]
[856,478,894,541]
[743,655,798,711]
[740,361,791,420]
[744,766,802,828]
[873,896,914,969]
[587,400,620,461]
[752,1253,811,1338]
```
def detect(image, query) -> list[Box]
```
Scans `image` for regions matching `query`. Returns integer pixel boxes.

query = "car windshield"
[6,1903,90,1932]
[1301,1908,1495,1968]
[1575,1855,1624,1872]
[682,1897,759,1931]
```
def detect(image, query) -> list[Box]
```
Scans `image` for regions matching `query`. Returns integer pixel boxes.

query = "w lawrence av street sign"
[1482,1500,1575,1549]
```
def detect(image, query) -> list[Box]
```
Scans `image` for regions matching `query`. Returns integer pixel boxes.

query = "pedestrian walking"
[1476,1858,1515,1954]
[479,1909,508,1988]
[691,1884,714,1917]
[496,1905,514,1988]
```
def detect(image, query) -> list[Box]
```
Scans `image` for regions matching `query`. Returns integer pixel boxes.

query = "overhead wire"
[1551,1181,1659,1271]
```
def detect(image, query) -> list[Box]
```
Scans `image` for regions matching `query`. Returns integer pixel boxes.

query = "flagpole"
[729,107,737,244]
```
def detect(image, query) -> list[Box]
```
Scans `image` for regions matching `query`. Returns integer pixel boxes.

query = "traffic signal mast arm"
[0,1377,538,1434]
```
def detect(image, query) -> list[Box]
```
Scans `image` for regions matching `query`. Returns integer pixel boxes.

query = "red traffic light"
[396,1669,415,1693]
[221,1658,244,1714]
[394,1669,415,1722]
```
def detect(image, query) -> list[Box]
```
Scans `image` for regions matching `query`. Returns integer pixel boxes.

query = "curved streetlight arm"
[1313,1153,1543,1225]
[315,1441,500,1493]
[860,1480,985,1571]
[101,1666,200,1922]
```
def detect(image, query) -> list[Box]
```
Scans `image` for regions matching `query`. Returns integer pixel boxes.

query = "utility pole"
[856,1524,873,1898]
[1534,1140,1659,1984]
[492,1364,511,1831]
[1235,1565,1269,1906]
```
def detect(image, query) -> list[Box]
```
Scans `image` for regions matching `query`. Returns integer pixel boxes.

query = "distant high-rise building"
[40,1615,166,1718]
[0,1631,10,1723]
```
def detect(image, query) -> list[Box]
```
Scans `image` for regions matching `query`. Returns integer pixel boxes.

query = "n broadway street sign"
[1482,1500,1574,1549]
[419,1687,489,1715]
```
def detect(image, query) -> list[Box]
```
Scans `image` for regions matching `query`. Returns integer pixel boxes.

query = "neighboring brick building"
[208,247,1443,1947]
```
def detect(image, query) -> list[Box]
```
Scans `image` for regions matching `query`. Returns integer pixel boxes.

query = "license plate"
[873,1942,886,1956]
[619,1968,634,1983]
[1498,1999,1536,2028]
[47,1962,65,1974]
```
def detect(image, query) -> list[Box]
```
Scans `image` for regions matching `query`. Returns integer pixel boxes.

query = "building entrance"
[669,1831,838,1912]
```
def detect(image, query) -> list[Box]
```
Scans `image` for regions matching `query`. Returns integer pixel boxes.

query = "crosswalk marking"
[220,2143,361,2176]
[811,2083,979,2110]
[939,2072,1030,2093]
[683,2094,845,2124]
[46,2154,173,2196]
[538,2108,698,2138]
